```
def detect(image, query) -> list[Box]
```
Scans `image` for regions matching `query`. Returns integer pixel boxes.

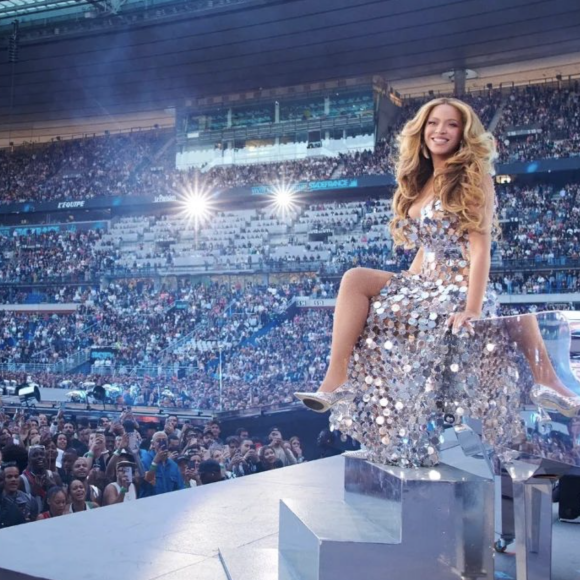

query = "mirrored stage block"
[449,311,580,580]
[276,456,494,580]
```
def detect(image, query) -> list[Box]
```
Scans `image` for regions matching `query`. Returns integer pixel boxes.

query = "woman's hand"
[446,310,480,335]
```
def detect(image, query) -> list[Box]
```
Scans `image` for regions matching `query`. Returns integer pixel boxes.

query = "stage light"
[275,187,295,209]
[268,181,300,217]
[177,176,215,230]
[184,192,212,221]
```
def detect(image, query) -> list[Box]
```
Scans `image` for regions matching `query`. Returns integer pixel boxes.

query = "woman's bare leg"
[319,267,394,393]
[506,313,577,397]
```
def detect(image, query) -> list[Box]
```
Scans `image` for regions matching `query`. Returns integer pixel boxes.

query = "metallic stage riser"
[508,478,553,580]
[276,456,495,580]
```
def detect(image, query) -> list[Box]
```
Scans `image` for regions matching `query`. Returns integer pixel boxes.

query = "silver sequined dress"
[329,199,523,467]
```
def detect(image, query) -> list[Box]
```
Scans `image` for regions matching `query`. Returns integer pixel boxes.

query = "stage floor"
[0,455,579,580]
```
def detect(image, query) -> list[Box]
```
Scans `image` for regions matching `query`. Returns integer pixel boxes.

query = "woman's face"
[291,439,301,453]
[72,458,89,479]
[423,104,464,158]
[70,480,86,503]
[56,434,68,450]
[263,447,276,463]
[29,428,39,439]
[48,491,67,516]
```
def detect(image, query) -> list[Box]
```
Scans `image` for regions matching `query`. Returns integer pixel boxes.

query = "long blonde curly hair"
[390,97,497,246]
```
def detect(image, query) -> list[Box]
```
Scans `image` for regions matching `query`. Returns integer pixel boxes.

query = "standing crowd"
[0,405,309,528]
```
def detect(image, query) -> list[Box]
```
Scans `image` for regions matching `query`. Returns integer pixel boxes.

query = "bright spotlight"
[178,178,215,230]
[275,188,294,209]
[268,181,300,217]
[184,192,211,220]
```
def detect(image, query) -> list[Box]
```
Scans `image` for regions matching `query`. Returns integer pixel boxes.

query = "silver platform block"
[277,455,494,580]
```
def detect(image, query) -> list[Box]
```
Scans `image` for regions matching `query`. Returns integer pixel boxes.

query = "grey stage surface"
[0,455,579,580]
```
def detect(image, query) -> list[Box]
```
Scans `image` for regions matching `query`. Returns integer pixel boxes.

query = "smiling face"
[423,104,464,159]
[56,433,68,450]
[263,447,276,463]
[29,447,46,472]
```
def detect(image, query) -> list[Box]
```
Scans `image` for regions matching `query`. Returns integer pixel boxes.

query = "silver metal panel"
[344,457,495,580]
[276,457,493,580]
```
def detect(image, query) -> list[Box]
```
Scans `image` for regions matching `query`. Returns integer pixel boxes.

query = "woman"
[67,479,99,513]
[295,97,580,467]
[43,439,59,473]
[27,427,41,447]
[71,457,101,505]
[256,445,283,472]
[53,432,69,469]
[37,486,67,520]
[54,433,69,452]
[289,436,306,463]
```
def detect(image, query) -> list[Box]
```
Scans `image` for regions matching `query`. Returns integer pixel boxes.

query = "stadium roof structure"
[0,0,79,18]
[0,0,579,131]
[0,0,122,21]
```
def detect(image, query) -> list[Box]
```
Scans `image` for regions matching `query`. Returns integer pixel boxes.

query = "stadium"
[0,0,580,578]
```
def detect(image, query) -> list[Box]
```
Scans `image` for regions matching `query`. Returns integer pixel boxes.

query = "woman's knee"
[340,267,392,296]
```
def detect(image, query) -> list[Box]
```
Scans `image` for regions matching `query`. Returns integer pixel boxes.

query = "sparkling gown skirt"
[329,271,524,467]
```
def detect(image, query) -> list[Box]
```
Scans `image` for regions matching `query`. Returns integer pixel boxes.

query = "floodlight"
[274,187,295,209]
[268,181,299,217]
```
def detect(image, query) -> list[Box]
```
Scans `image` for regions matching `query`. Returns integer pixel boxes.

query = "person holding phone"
[103,461,137,505]
[139,432,184,498]
[230,438,259,478]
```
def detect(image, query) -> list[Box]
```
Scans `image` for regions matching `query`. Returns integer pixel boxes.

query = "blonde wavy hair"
[390,97,498,247]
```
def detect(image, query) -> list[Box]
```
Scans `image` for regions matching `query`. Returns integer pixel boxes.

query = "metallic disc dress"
[329,199,523,467]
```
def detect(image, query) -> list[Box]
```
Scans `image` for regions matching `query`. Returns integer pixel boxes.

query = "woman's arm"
[406,247,424,275]
[449,174,495,333]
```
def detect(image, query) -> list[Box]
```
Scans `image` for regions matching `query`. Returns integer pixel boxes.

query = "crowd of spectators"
[0,279,312,370]
[3,83,576,209]
[0,229,112,284]
[494,182,580,265]
[491,271,580,295]
[0,406,311,527]
[0,130,173,206]
[495,82,580,163]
